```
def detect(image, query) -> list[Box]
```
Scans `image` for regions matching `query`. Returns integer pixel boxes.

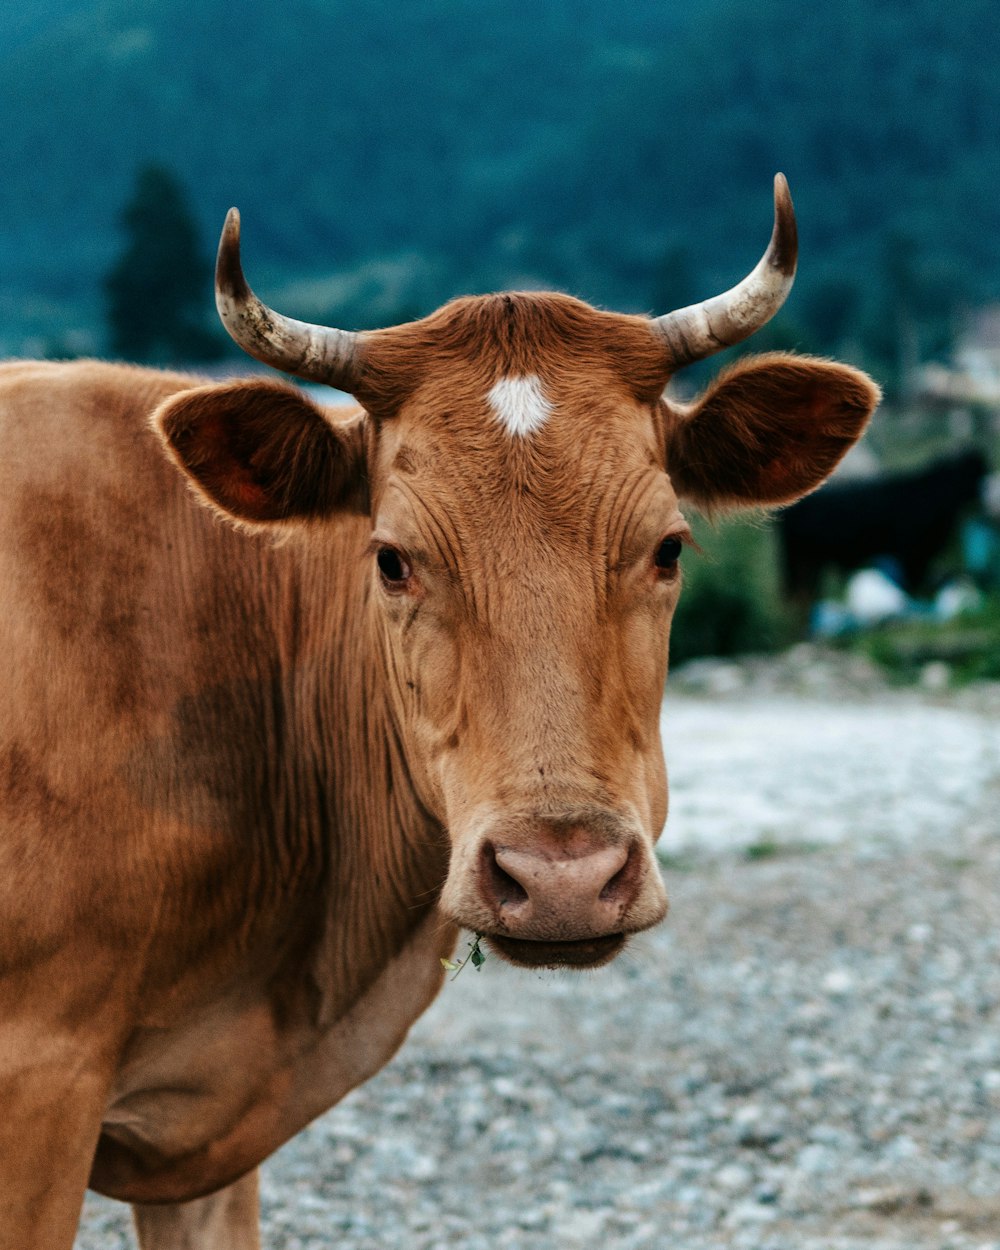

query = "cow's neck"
[96,513,455,1196]
[281,519,451,1026]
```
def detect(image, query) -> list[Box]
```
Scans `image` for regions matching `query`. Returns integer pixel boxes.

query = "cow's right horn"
[651,174,798,369]
[215,209,364,392]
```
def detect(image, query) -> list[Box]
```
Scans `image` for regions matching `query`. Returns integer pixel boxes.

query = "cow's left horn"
[651,173,798,368]
[215,209,364,391]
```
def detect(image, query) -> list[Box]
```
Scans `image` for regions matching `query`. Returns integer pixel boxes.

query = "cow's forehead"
[360,290,670,418]
[370,383,679,581]
[361,290,676,532]
[377,361,666,495]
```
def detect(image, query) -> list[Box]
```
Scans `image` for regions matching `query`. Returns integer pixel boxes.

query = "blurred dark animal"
[778,449,989,606]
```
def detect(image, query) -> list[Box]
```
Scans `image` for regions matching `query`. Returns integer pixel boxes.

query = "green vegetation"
[742,839,825,862]
[670,518,792,666]
[850,597,1000,685]
[655,849,700,873]
[441,934,487,979]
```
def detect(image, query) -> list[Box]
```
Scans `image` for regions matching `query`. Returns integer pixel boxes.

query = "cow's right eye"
[376,545,412,590]
[654,536,683,575]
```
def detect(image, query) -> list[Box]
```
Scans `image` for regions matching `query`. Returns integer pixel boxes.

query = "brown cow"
[0,176,878,1248]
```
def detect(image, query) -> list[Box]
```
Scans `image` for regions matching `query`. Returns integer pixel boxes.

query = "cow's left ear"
[152,379,368,525]
[662,353,881,510]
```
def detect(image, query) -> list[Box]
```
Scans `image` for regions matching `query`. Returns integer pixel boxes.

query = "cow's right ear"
[152,379,368,525]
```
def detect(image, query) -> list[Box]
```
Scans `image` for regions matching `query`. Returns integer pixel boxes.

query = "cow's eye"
[376,545,412,589]
[654,536,683,574]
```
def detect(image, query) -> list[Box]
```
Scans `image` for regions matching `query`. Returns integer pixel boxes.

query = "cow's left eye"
[654,536,683,574]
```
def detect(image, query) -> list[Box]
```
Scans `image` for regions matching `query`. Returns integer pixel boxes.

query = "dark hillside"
[551,0,1000,340]
[1,0,997,367]
[0,0,687,348]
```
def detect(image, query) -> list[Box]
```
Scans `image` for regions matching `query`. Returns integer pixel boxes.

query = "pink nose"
[480,837,641,937]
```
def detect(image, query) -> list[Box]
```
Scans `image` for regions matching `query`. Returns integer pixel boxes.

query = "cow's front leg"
[0,1028,113,1250]
[132,1170,260,1250]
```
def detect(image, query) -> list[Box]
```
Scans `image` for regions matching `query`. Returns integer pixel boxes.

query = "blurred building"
[919,304,1000,427]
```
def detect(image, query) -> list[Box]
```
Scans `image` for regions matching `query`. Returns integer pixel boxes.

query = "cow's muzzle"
[441,811,668,969]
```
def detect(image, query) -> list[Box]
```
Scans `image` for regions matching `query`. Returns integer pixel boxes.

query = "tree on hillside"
[857,232,970,399]
[104,163,223,364]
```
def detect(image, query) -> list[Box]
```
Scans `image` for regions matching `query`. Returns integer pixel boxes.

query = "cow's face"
[156,292,879,969]
[362,327,680,967]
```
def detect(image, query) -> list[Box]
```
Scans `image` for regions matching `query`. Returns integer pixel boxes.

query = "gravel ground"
[77,651,1000,1249]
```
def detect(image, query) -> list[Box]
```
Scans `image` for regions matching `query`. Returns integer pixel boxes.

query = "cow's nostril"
[598,843,639,904]
[481,841,529,909]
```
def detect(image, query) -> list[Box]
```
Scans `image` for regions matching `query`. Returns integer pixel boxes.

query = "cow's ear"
[152,379,368,525]
[662,353,880,511]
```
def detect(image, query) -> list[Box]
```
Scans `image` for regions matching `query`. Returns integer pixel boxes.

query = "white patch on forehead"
[487,375,552,438]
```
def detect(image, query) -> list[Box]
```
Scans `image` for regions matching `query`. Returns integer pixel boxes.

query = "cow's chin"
[484,931,627,970]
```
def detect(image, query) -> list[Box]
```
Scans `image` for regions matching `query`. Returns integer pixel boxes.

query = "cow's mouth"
[486,931,626,969]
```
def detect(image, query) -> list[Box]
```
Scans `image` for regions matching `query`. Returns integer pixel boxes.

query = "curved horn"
[651,173,798,368]
[215,209,364,391]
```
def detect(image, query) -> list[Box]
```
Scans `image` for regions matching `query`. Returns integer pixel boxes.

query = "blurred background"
[3,0,999,678]
[12,6,991,1246]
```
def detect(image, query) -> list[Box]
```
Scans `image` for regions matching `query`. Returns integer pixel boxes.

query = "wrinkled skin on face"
[367,370,677,966]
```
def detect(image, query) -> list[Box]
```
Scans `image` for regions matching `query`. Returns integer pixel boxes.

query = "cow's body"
[778,448,989,607]
[0,359,455,1215]
[0,181,880,1249]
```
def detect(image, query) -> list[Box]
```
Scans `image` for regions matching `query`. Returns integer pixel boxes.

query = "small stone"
[920,661,952,691]
[716,1163,754,1191]
[795,1143,832,1173]
[731,1103,780,1148]
[822,968,855,995]
[556,1208,611,1239]
[725,1198,779,1225]
[885,1133,921,1161]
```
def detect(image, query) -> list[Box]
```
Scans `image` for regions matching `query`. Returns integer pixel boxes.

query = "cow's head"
[155,177,879,969]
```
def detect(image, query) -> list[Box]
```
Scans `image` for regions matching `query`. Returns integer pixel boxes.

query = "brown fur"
[0,293,877,1248]
[356,291,671,415]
